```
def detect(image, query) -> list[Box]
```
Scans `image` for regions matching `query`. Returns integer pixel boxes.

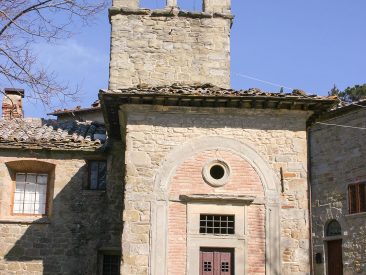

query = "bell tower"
[109,0,233,89]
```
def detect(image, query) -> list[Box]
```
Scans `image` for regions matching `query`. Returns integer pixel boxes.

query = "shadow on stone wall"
[4,151,124,275]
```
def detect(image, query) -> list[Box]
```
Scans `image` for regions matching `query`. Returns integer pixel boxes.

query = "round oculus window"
[202,160,230,187]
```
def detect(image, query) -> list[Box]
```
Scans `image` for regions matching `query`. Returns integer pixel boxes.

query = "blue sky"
[23,0,366,118]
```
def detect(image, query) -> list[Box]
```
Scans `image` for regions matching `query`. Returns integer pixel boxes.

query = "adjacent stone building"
[310,101,366,275]
[0,90,123,274]
[48,100,103,123]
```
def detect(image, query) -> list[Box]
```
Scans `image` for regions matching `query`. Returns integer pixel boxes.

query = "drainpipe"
[307,126,314,275]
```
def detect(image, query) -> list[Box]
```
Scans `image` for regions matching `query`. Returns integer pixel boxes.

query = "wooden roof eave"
[102,93,337,110]
[99,91,338,139]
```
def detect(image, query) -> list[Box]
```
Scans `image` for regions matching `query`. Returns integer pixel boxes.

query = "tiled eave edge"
[47,107,101,116]
[99,92,338,139]
[0,141,107,152]
[313,100,366,122]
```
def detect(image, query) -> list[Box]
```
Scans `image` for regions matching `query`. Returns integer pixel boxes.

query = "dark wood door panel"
[327,240,343,275]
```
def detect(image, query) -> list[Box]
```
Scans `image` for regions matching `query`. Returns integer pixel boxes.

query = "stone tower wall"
[109,0,232,89]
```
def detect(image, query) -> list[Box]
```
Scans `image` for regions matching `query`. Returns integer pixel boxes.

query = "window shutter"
[359,184,366,213]
[348,184,357,214]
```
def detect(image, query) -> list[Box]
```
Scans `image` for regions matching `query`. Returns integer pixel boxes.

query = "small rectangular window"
[102,254,120,275]
[88,160,107,190]
[349,182,366,214]
[13,173,48,215]
[200,214,235,234]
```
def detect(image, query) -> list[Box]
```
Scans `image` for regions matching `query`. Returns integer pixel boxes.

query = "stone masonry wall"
[310,108,366,275]
[109,7,232,89]
[0,142,124,275]
[122,105,312,275]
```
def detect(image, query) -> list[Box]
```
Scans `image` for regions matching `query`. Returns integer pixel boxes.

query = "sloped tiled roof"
[102,83,336,100]
[48,100,101,116]
[101,84,339,139]
[316,99,366,121]
[0,118,107,151]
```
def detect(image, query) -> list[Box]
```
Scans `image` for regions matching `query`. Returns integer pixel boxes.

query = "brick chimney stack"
[2,88,24,119]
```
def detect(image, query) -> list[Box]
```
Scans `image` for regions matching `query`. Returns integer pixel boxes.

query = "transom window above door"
[326,220,341,237]
[200,214,235,235]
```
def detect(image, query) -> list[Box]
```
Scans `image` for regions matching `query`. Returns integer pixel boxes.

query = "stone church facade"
[101,1,336,274]
[0,0,363,275]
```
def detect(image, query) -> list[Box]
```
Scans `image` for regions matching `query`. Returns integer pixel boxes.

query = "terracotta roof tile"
[48,100,101,116]
[102,83,336,100]
[0,118,107,151]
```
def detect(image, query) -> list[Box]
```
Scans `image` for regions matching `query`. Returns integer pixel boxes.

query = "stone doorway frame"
[150,136,281,275]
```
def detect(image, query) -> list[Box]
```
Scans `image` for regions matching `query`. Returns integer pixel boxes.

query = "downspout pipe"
[307,125,314,275]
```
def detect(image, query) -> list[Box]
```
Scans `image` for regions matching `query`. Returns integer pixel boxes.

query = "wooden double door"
[200,248,234,275]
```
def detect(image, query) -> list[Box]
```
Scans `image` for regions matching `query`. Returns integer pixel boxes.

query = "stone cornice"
[109,7,234,20]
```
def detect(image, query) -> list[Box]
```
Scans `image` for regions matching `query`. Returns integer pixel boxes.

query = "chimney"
[2,88,24,119]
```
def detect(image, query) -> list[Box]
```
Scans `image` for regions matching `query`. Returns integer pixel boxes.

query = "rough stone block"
[113,0,139,8]
[203,0,231,13]
[127,151,151,167]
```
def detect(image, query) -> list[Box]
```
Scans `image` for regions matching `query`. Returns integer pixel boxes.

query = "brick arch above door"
[154,136,279,201]
[151,136,281,275]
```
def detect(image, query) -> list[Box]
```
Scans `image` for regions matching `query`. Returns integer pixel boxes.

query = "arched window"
[326,220,341,237]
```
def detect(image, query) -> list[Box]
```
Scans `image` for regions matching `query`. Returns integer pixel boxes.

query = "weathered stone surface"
[126,151,151,167]
[121,105,313,274]
[113,0,139,8]
[109,5,232,89]
[203,0,231,13]
[310,107,366,275]
[0,141,124,275]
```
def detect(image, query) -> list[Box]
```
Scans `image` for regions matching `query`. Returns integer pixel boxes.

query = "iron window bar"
[199,214,235,235]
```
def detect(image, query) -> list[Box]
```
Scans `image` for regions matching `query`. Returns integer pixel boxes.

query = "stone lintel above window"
[179,194,255,204]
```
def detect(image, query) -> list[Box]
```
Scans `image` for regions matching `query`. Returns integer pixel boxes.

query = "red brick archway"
[167,150,265,275]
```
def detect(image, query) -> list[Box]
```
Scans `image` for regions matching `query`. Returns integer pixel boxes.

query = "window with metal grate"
[199,214,235,235]
[102,254,121,275]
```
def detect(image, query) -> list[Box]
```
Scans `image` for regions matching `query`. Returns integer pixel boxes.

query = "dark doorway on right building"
[327,239,343,275]
[326,220,343,275]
